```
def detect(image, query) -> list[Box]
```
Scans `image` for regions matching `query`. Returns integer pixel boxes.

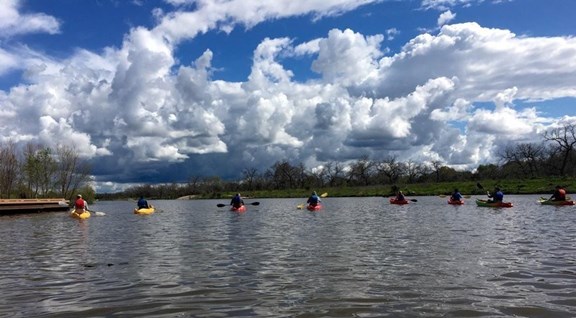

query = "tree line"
[0,142,93,202]
[2,124,575,201]
[104,123,576,200]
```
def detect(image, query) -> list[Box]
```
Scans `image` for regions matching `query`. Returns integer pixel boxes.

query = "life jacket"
[75,198,85,209]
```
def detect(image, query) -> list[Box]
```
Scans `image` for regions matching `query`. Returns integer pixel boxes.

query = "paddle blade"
[320,192,328,197]
[438,194,447,198]
[250,202,260,206]
[463,195,471,198]
[297,204,305,209]
[410,199,418,202]
[216,204,226,207]
[476,182,484,190]
[94,211,106,216]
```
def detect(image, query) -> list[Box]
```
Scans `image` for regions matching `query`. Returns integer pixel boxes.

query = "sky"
[1,0,576,193]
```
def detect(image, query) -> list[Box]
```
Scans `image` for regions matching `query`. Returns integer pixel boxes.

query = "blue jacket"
[230,195,244,207]
[451,192,463,201]
[137,198,149,209]
[307,194,321,205]
[489,191,504,202]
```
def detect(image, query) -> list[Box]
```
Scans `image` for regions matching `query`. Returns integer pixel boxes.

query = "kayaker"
[395,191,405,201]
[487,187,504,203]
[137,196,150,209]
[307,191,321,207]
[549,185,566,201]
[450,189,463,202]
[75,194,88,211]
[230,193,244,209]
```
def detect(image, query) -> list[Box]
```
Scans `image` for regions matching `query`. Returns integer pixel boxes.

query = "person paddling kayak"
[450,189,463,202]
[549,185,567,201]
[137,196,150,209]
[230,193,245,209]
[487,187,504,203]
[75,194,89,211]
[307,191,322,208]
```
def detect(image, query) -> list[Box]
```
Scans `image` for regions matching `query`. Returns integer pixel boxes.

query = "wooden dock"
[0,198,71,215]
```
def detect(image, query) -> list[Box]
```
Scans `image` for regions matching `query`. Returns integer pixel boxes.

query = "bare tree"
[0,141,19,198]
[405,160,424,183]
[475,164,500,180]
[543,124,576,176]
[186,175,203,195]
[267,160,302,189]
[242,167,259,191]
[54,145,91,199]
[347,155,374,186]
[431,160,443,182]
[377,155,403,184]
[324,161,345,187]
[499,143,544,178]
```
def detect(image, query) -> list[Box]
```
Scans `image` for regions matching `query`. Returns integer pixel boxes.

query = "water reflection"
[0,195,575,317]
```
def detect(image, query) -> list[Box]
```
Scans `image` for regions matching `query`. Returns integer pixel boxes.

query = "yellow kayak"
[70,209,91,219]
[134,205,155,215]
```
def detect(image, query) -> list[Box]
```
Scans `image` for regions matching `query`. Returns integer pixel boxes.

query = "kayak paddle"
[217,202,260,208]
[87,209,106,216]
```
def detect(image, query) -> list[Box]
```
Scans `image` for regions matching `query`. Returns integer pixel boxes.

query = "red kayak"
[390,198,409,205]
[230,205,246,212]
[306,204,322,211]
[448,198,464,205]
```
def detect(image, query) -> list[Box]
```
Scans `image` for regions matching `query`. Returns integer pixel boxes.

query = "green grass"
[211,178,575,199]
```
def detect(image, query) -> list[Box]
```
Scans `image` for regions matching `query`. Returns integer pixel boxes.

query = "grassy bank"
[208,178,575,199]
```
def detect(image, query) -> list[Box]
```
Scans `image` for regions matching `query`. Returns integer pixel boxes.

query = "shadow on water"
[0,195,575,317]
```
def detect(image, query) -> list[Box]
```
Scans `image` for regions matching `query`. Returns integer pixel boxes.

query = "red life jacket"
[75,198,85,209]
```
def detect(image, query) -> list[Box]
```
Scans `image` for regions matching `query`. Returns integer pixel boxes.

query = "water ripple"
[1,196,576,317]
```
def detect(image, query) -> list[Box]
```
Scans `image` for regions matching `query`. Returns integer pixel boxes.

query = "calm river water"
[1,195,575,317]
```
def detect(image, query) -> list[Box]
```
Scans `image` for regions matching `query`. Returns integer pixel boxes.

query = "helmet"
[77,194,82,198]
